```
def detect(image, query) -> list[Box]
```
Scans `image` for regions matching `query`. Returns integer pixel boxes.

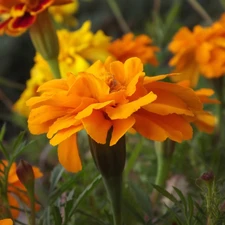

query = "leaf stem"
[106,0,130,33]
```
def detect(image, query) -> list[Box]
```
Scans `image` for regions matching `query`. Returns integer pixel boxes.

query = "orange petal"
[47,115,78,139]
[0,219,13,225]
[134,110,193,142]
[105,91,157,119]
[8,194,20,218]
[124,57,143,82]
[143,89,194,116]
[32,167,43,179]
[110,116,135,145]
[75,101,114,120]
[58,134,82,172]
[193,111,216,133]
[82,110,112,144]
[50,124,83,146]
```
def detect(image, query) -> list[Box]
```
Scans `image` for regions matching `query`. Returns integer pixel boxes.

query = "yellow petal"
[110,116,135,145]
[82,110,112,144]
[105,91,157,119]
[124,57,143,82]
[58,134,82,172]
[50,125,83,146]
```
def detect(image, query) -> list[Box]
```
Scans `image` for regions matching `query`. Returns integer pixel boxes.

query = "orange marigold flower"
[169,18,225,87]
[0,0,72,36]
[27,57,204,173]
[0,160,42,218]
[0,219,13,225]
[108,33,159,65]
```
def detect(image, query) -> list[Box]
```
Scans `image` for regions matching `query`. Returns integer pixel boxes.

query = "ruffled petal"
[110,116,135,145]
[105,91,157,119]
[50,124,83,145]
[82,110,112,144]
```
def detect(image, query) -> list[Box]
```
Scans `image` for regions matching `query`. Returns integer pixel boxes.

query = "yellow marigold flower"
[0,161,42,218]
[27,57,204,173]
[14,21,111,117]
[49,0,78,27]
[169,18,225,87]
[108,33,159,65]
[0,0,72,36]
[0,219,13,225]
[178,81,219,133]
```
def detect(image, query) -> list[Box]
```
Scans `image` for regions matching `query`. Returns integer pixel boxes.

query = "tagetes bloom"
[49,0,78,27]
[27,57,204,173]
[0,0,72,36]
[108,33,159,65]
[14,21,111,116]
[178,81,219,133]
[0,161,42,218]
[0,219,13,225]
[169,17,225,87]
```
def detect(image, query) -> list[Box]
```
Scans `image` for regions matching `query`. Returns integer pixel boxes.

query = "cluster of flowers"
[0,0,223,222]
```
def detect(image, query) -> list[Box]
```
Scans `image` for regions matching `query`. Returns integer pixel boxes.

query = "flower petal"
[50,124,83,146]
[110,116,135,145]
[105,91,157,119]
[82,110,112,144]
[58,134,82,172]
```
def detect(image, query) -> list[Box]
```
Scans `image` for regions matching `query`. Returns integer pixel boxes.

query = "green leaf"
[187,194,194,222]
[49,165,65,192]
[52,206,62,225]
[152,184,177,203]
[173,187,187,215]
[130,182,152,219]
[65,174,102,224]
[0,124,6,141]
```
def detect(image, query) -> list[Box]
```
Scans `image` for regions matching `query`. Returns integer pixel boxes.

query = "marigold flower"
[0,0,72,36]
[27,57,204,173]
[0,161,42,218]
[108,33,159,65]
[14,21,111,116]
[0,219,13,225]
[169,18,225,87]
[49,0,78,27]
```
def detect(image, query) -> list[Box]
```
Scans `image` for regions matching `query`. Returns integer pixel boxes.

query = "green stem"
[187,0,213,25]
[206,181,214,225]
[102,176,123,225]
[27,188,36,225]
[47,58,61,79]
[106,0,130,33]
[151,141,174,204]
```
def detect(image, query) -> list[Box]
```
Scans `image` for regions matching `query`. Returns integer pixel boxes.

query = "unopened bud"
[201,171,214,182]
[16,160,35,191]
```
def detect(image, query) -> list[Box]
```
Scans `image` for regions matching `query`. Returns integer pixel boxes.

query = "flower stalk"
[29,10,61,79]
[88,128,126,225]
[151,140,175,205]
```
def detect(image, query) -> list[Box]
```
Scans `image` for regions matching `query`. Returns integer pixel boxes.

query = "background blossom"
[14,21,111,116]
[169,16,225,87]
[0,0,72,36]
[0,161,42,218]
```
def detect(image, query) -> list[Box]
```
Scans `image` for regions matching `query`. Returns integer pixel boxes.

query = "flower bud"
[16,160,35,191]
[88,127,126,179]
[200,171,214,183]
